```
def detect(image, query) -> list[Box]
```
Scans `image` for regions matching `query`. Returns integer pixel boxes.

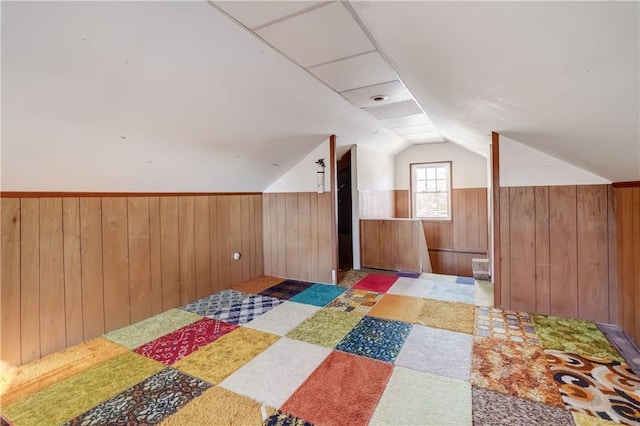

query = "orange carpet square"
[368,294,425,323]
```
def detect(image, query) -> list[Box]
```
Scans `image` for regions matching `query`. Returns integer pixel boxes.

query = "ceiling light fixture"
[370,95,388,102]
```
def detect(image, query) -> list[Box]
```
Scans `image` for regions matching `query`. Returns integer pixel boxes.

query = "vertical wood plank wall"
[262,192,333,284]
[359,190,395,218]
[394,188,488,277]
[498,184,616,324]
[0,194,263,367]
[614,185,640,344]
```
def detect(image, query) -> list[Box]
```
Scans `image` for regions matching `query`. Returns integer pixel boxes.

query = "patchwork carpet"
[3,271,639,426]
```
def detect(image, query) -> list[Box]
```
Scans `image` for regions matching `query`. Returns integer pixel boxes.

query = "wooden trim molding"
[491,131,501,306]
[1,191,262,198]
[612,181,640,188]
[429,247,488,255]
[329,135,338,282]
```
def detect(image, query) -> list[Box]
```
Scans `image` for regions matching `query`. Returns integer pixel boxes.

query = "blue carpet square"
[207,295,283,325]
[456,276,475,285]
[335,316,412,363]
[397,271,421,278]
[427,281,475,304]
[181,289,249,316]
[288,284,346,307]
[259,279,313,300]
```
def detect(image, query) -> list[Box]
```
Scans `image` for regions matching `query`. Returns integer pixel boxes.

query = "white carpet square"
[244,301,320,336]
[387,277,435,298]
[219,337,331,408]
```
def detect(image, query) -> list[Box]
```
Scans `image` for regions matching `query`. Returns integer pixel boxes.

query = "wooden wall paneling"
[160,197,181,310]
[491,132,501,307]
[379,220,393,270]
[634,188,640,341]
[617,188,634,337]
[101,198,130,332]
[576,186,609,322]
[243,195,254,280]
[607,186,620,326]
[127,197,152,324]
[80,198,105,340]
[478,188,488,250]
[148,197,163,315]
[1,198,21,366]
[397,221,416,272]
[262,194,272,276]
[394,190,409,218]
[285,193,299,279]
[216,196,231,289]
[422,221,433,249]
[534,187,551,314]
[178,197,196,305]
[499,187,511,309]
[549,186,578,318]
[208,196,220,293]
[194,197,211,299]
[457,189,469,249]
[254,195,263,277]
[270,194,279,276]
[361,220,379,268]
[310,193,319,281]
[298,193,311,281]
[39,198,66,356]
[317,192,332,283]
[228,196,243,285]
[508,187,536,312]
[467,189,480,250]
[62,198,83,346]
[276,194,287,277]
[20,198,40,363]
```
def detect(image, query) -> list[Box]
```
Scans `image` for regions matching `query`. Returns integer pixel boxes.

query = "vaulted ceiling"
[2,1,638,191]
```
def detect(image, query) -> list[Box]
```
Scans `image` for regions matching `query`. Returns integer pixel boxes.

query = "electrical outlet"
[233,252,241,261]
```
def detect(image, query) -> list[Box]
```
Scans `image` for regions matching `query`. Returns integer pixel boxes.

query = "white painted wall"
[500,136,610,187]
[264,139,330,193]
[394,142,488,189]
[357,145,395,191]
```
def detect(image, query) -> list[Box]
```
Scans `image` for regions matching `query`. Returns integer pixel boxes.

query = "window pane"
[436,167,447,179]
[416,180,426,192]
[426,168,436,179]
[416,168,426,180]
[426,180,436,192]
[415,193,449,218]
[437,179,447,192]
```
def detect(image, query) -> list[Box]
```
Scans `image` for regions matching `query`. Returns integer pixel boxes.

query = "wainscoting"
[359,190,395,218]
[0,194,263,367]
[498,185,615,324]
[262,192,333,284]
[614,184,640,344]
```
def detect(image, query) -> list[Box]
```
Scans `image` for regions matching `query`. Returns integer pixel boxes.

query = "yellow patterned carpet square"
[337,270,368,288]
[417,299,475,334]
[3,352,164,426]
[231,276,285,294]
[470,337,564,408]
[572,412,621,426]
[160,386,276,426]
[1,337,128,407]
[174,327,279,384]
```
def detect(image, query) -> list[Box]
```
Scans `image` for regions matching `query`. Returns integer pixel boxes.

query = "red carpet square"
[135,318,237,365]
[352,274,398,293]
[281,351,393,426]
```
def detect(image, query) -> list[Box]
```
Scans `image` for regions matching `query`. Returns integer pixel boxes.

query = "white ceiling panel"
[406,132,444,144]
[214,1,326,30]
[309,51,396,92]
[378,113,431,128]
[256,2,374,67]
[341,81,412,108]
[393,123,437,135]
[363,99,422,120]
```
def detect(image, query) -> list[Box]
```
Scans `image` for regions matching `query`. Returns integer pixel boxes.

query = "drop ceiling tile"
[363,100,422,120]
[341,81,412,108]
[378,113,431,128]
[215,1,325,30]
[394,123,438,135]
[309,51,396,92]
[256,2,375,68]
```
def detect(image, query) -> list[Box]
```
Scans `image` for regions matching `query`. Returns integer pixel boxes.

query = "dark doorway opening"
[337,150,353,269]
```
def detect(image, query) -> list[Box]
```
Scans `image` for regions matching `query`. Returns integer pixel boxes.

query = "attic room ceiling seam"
[305,49,378,70]
[250,1,336,32]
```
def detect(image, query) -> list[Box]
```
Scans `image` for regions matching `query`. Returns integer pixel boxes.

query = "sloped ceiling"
[353,1,640,181]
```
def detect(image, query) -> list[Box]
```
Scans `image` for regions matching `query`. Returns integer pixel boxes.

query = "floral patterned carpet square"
[286,308,362,348]
[352,274,398,293]
[325,288,383,315]
[288,283,346,307]
[532,315,624,362]
[64,368,210,425]
[134,318,237,365]
[545,349,640,426]
[207,294,283,325]
[475,307,539,345]
[367,294,425,323]
[336,316,412,363]
[417,299,475,334]
[337,270,368,287]
[259,279,313,300]
[181,289,250,316]
[470,337,564,407]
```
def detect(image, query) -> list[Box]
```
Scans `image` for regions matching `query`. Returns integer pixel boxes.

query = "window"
[411,162,452,220]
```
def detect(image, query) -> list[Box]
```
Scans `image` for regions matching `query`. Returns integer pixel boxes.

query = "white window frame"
[410,161,452,220]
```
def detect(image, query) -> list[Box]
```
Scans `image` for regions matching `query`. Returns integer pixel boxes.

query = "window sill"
[416,218,453,224]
